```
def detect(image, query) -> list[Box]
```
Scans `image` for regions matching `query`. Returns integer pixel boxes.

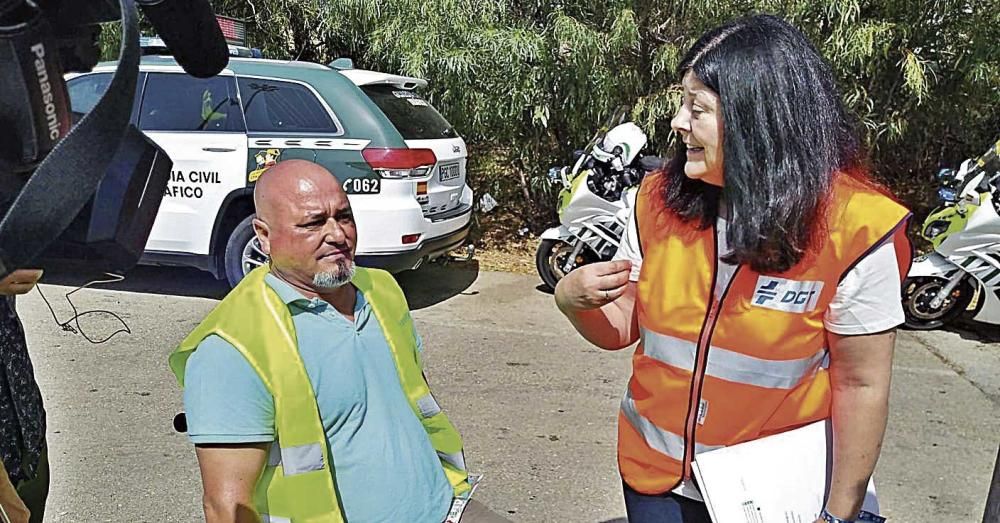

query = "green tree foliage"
[105,0,999,230]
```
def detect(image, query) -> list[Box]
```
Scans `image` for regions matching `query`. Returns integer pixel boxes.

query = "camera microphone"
[135,0,228,78]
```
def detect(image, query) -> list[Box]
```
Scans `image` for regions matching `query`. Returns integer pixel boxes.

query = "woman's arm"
[554,260,640,350]
[823,329,896,519]
[0,460,30,523]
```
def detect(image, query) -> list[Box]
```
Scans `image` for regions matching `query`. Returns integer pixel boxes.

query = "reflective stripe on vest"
[622,171,912,495]
[619,388,722,461]
[640,329,827,390]
[169,266,470,521]
[266,442,325,476]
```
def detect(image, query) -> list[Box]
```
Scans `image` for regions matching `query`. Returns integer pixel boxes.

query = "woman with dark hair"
[555,14,910,523]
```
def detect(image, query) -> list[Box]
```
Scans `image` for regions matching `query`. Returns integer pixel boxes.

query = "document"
[691,420,880,523]
[445,473,483,523]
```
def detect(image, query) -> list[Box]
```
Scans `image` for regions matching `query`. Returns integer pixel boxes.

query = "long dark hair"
[660,14,862,273]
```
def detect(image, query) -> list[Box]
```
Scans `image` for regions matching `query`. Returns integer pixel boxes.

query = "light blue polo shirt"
[183,274,452,523]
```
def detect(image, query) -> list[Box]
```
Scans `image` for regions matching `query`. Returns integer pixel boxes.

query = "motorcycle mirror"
[572,150,585,160]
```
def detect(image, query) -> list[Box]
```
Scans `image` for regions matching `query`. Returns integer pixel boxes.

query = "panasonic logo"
[31,43,61,141]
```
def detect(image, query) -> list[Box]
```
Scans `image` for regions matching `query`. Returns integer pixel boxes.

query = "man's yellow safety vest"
[169,266,470,522]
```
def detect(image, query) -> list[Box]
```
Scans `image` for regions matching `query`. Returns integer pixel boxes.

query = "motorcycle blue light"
[938,187,957,202]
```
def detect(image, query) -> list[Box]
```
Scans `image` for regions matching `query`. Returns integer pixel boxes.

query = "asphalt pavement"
[14,262,1000,522]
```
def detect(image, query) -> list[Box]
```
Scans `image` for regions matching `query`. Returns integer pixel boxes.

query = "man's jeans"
[622,482,712,523]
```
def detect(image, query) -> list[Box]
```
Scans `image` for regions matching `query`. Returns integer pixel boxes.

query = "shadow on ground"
[39,264,230,300]
[943,317,1000,343]
[395,259,480,310]
[39,259,481,309]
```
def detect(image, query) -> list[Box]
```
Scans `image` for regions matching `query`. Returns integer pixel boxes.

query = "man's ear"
[252,218,271,255]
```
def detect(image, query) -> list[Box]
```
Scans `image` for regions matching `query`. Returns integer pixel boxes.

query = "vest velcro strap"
[416,393,442,418]
[260,514,291,523]
[641,329,827,390]
[275,442,325,476]
[620,388,721,461]
[267,442,281,467]
[437,450,466,471]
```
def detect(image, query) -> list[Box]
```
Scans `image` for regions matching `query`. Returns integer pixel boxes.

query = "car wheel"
[224,215,268,287]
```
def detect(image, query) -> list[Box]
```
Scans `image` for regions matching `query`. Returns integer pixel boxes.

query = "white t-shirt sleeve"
[613,206,643,281]
[824,238,905,335]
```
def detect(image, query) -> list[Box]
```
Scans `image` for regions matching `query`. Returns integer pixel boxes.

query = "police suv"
[65,47,473,286]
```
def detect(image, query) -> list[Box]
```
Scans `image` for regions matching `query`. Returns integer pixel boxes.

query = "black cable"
[35,273,132,344]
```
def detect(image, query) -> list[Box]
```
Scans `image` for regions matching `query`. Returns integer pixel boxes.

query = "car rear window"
[238,78,339,134]
[361,85,457,140]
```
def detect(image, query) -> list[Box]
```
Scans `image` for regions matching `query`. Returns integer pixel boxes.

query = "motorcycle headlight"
[547,167,562,183]
[923,220,950,239]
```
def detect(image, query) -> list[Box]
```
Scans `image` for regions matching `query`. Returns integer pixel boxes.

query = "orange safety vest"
[621,171,911,494]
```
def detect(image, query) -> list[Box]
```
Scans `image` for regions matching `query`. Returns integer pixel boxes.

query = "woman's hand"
[554,260,631,313]
[0,269,44,296]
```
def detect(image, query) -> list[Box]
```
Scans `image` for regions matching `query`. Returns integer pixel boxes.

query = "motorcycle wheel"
[901,276,975,330]
[536,239,599,292]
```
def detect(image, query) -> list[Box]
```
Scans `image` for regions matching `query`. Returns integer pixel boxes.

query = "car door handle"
[202,147,236,153]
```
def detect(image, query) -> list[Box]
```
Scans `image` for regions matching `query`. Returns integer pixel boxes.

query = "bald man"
[169,161,508,522]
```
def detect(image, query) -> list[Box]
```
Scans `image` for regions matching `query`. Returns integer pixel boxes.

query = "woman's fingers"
[0,269,44,295]
[11,269,43,284]
[555,260,633,311]
[598,267,631,292]
[596,259,633,278]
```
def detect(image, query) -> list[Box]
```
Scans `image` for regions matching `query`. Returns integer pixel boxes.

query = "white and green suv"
[66,54,473,286]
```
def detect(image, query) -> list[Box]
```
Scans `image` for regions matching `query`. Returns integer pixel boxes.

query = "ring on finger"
[604,289,610,300]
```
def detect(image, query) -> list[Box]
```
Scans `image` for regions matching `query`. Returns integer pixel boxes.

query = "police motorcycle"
[902,139,1000,330]
[535,107,660,290]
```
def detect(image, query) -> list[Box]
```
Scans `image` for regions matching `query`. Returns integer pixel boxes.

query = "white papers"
[445,473,483,523]
[691,420,880,523]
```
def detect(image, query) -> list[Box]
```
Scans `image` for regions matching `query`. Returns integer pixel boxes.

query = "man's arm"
[183,336,276,523]
[195,443,268,523]
[823,329,895,520]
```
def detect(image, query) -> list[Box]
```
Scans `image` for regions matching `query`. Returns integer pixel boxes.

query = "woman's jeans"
[622,482,712,523]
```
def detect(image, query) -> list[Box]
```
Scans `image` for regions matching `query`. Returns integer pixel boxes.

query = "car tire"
[224,215,268,287]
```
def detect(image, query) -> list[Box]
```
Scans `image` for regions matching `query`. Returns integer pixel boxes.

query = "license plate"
[343,177,380,194]
[439,163,460,182]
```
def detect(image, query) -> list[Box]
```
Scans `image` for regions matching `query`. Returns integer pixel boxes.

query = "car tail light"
[402,234,422,244]
[363,148,436,179]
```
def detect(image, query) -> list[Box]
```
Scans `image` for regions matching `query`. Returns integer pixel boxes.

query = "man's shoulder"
[188,334,251,374]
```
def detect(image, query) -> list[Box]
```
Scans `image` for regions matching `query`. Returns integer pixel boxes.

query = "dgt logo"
[751,276,825,314]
